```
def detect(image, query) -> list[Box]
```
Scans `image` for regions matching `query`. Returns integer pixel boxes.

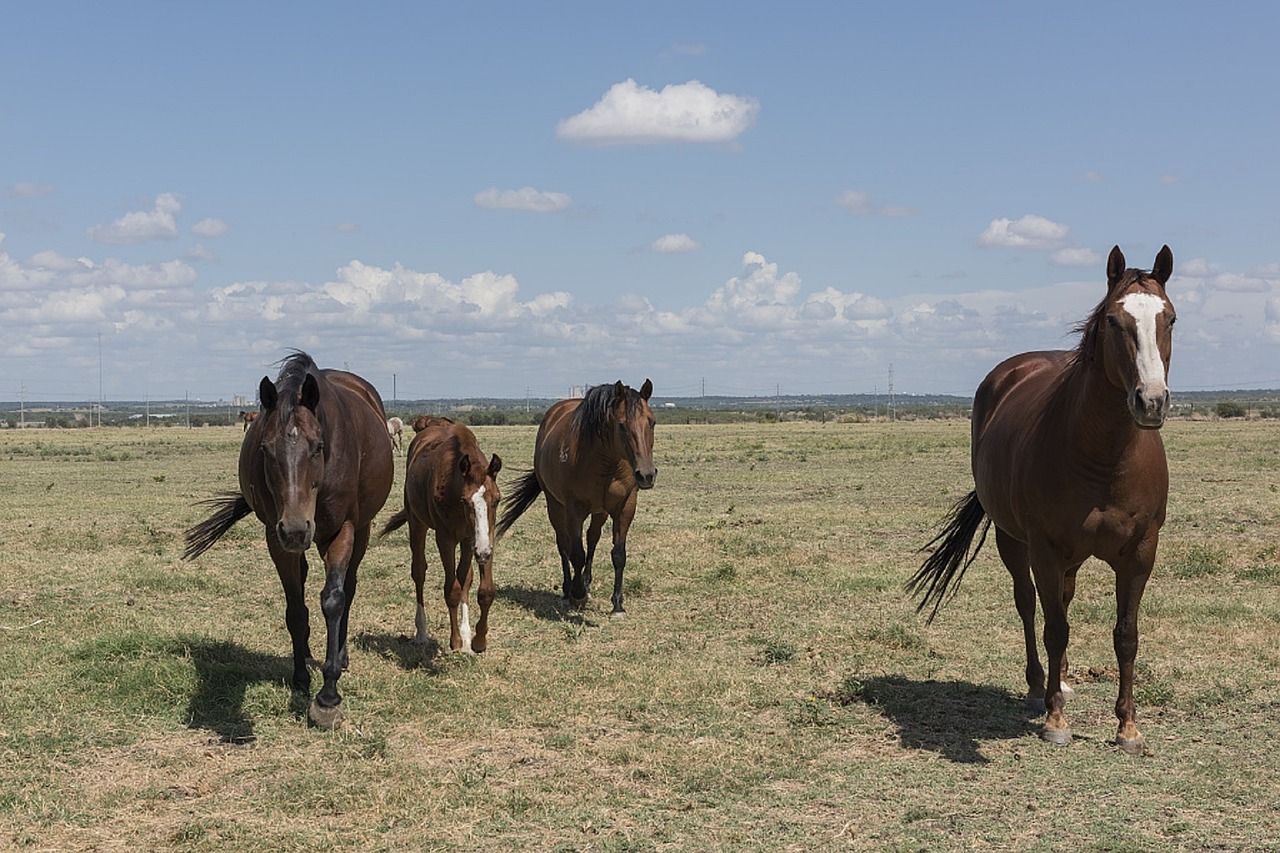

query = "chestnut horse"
[184,352,394,729]
[379,417,502,652]
[909,246,1174,754]
[497,380,656,616]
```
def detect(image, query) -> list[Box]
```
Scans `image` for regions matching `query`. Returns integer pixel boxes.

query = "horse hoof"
[1041,727,1071,746]
[1117,736,1146,756]
[308,699,344,731]
[609,610,627,620]
[1025,696,1046,713]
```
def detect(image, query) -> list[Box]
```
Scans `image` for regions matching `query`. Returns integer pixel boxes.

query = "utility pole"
[19,382,25,429]
[888,364,896,422]
[97,332,103,427]
[393,373,397,404]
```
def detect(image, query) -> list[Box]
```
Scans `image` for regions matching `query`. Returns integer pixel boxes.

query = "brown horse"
[238,410,258,432]
[909,246,1174,755]
[379,417,502,652]
[497,380,656,616]
[184,352,394,729]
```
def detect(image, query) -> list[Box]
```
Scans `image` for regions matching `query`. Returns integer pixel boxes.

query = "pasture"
[0,419,1277,851]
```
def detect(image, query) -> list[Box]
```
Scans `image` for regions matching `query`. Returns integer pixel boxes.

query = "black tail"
[183,492,253,560]
[495,470,542,539]
[906,491,991,623]
[378,507,409,539]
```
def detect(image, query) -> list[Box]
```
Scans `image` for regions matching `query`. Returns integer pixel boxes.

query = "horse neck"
[1055,355,1141,462]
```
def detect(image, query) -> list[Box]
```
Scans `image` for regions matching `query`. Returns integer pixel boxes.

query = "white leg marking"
[1121,293,1169,391]
[460,602,472,652]
[414,603,428,645]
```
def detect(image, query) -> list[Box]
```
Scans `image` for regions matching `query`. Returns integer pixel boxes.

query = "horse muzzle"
[1129,386,1170,430]
[634,467,657,490]
[276,519,315,552]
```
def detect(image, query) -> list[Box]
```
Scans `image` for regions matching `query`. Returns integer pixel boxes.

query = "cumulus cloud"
[5,183,55,198]
[87,193,181,244]
[978,214,1070,250]
[1049,247,1103,268]
[651,233,702,253]
[556,79,759,145]
[191,218,229,238]
[834,190,916,218]
[474,187,572,213]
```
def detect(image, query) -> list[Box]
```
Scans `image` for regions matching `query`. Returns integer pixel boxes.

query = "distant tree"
[1215,401,1247,419]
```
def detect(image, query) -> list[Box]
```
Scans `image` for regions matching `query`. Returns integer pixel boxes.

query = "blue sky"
[3,2,1278,403]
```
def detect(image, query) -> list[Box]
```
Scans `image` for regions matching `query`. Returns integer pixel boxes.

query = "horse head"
[460,450,503,565]
[257,371,326,552]
[611,379,657,489]
[1098,245,1175,429]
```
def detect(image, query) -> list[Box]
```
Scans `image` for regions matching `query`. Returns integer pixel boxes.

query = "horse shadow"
[353,631,444,673]
[834,674,1040,763]
[499,583,600,626]
[179,638,299,745]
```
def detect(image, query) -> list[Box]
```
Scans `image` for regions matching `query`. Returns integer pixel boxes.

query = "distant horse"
[908,246,1175,755]
[497,380,656,615]
[184,352,394,730]
[386,416,404,451]
[238,410,258,432]
[379,417,502,652]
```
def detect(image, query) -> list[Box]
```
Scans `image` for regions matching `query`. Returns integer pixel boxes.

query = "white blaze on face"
[471,484,492,559]
[1120,293,1169,389]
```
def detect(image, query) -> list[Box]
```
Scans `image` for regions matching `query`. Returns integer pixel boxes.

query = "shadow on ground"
[833,673,1041,763]
[498,584,601,627]
[353,631,443,673]
[179,638,297,745]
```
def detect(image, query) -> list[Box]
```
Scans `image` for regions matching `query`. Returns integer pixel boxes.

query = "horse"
[386,416,404,451]
[184,351,394,730]
[908,246,1175,755]
[379,417,502,652]
[238,410,258,432]
[497,380,656,616]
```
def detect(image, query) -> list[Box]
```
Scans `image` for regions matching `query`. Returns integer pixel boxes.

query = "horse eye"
[1168,315,1177,328]
[314,442,325,456]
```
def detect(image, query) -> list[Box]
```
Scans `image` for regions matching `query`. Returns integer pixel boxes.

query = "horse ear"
[488,453,503,478]
[259,376,277,410]
[1152,245,1173,286]
[613,380,625,401]
[1107,246,1126,286]
[299,373,320,412]
[639,379,653,401]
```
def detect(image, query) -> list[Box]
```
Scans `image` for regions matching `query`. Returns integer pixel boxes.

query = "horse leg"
[409,519,430,645]
[1030,544,1072,745]
[267,535,312,694]
[310,520,357,730]
[439,533,470,652]
[1112,539,1156,755]
[995,528,1044,709]
[545,495,575,602]
[584,513,606,594]
[474,548,495,654]
[1059,563,1083,701]
[607,492,639,617]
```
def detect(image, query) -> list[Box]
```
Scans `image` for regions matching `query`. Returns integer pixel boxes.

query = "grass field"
[1,419,1278,851]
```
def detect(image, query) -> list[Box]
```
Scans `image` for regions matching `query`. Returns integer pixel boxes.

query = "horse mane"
[571,382,628,443]
[1071,267,1147,365]
[271,350,319,417]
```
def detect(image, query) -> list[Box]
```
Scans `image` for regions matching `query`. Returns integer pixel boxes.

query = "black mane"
[571,382,638,442]
[1072,267,1148,365]
[271,350,319,417]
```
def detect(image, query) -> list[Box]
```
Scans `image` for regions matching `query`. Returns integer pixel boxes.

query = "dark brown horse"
[909,246,1175,755]
[497,380,656,615]
[184,352,394,729]
[379,417,502,652]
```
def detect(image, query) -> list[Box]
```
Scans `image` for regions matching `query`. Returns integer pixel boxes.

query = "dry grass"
[1,419,1278,851]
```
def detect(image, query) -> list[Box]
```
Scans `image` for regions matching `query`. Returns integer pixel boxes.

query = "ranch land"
[1,419,1278,851]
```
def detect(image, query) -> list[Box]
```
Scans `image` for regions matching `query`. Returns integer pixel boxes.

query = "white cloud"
[191,218,229,238]
[978,214,1070,250]
[6,183,55,198]
[1049,247,1103,268]
[556,79,759,145]
[651,233,702,253]
[474,187,572,213]
[87,193,181,244]
[335,222,361,234]
[834,189,916,218]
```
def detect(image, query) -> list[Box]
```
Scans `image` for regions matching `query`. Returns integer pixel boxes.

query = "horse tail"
[183,492,253,561]
[906,490,992,624]
[378,507,409,539]
[496,470,541,539]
